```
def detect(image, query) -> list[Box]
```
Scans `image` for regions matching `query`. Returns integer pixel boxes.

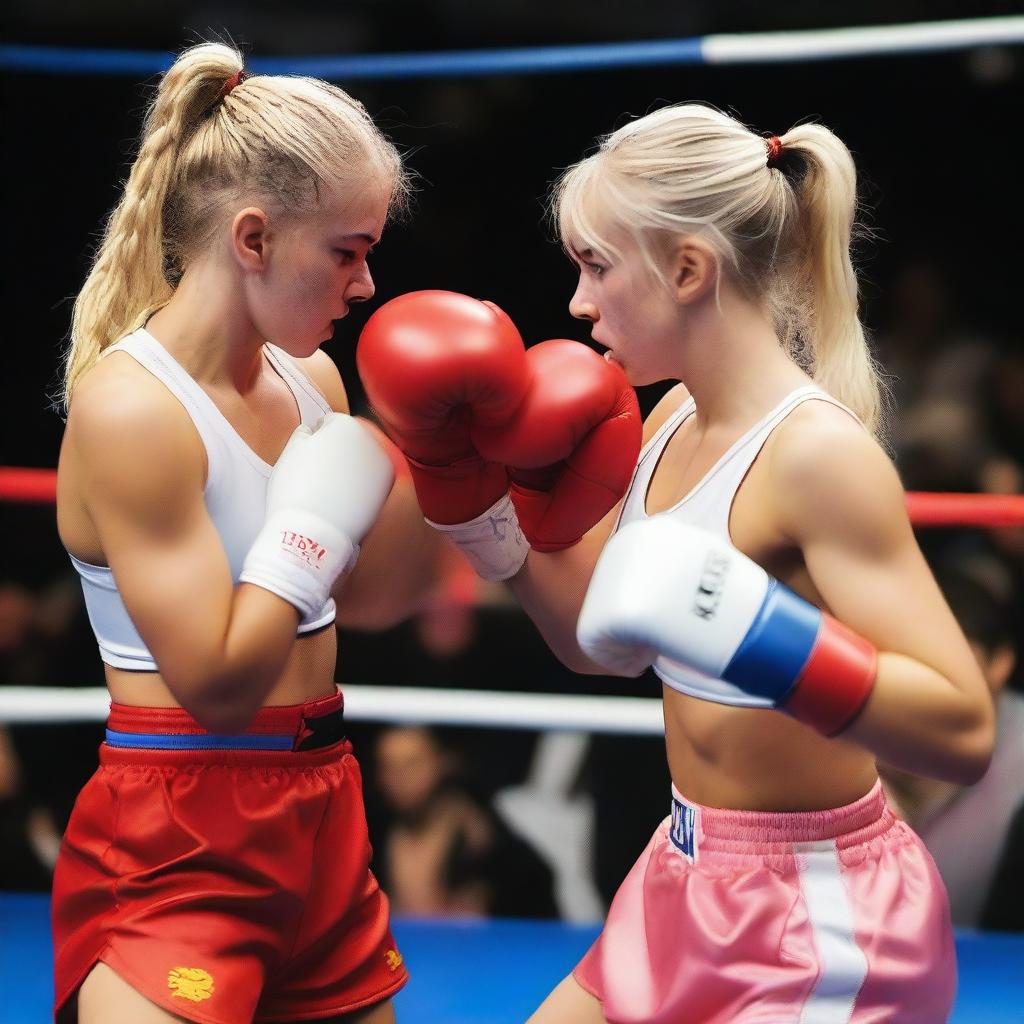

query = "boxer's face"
[239,182,390,357]
[566,231,682,387]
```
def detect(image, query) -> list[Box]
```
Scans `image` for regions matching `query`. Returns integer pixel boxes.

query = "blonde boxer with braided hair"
[54,42,437,1024]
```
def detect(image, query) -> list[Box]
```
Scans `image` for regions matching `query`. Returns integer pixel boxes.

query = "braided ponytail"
[65,44,243,407]
[65,41,407,408]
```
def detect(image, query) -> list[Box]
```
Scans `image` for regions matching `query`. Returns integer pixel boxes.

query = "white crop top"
[614,384,860,697]
[70,327,336,671]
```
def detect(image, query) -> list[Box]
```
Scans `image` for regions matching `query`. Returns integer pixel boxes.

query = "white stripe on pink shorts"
[574,780,955,1023]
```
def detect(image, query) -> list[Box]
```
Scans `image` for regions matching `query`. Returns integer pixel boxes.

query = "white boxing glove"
[240,414,395,619]
[577,518,876,736]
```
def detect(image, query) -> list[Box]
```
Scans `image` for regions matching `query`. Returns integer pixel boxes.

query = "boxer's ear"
[231,207,270,271]
[669,237,718,307]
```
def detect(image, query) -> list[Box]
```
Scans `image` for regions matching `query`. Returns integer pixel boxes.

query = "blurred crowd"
[1,256,1022,932]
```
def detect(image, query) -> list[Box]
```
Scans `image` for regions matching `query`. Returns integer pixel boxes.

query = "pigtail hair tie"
[220,69,247,100]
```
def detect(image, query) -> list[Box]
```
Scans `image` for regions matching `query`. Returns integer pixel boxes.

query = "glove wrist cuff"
[784,617,878,736]
[240,509,358,619]
[426,493,528,582]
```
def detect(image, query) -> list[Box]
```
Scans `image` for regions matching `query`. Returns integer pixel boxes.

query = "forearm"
[508,550,608,675]
[333,477,444,629]
[844,651,995,785]
[163,584,300,731]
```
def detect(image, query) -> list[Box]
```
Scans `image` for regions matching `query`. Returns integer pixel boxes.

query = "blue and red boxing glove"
[576,517,877,736]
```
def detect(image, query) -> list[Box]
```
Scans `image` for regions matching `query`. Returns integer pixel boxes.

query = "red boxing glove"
[357,290,527,526]
[474,341,641,551]
[357,290,641,575]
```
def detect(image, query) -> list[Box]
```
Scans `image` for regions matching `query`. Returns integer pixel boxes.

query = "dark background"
[4,1,1023,486]
[2,2,1023,910]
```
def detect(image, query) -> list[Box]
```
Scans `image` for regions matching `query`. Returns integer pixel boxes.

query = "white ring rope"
[0,685,665,735]
[3,16,1023,79]
[702,16,1024,64]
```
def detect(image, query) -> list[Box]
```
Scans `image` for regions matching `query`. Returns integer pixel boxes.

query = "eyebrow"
[340,233,379,246]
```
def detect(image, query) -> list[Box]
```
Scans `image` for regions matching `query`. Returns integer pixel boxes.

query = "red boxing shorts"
[52,692,407,1023]
[574,780,955,1024]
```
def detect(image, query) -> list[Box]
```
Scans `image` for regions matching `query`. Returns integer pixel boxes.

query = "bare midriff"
[648,395,879,812]
[663,691,878,811]
[104,626,338,710]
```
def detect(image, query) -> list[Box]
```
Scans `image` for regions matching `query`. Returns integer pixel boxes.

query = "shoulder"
[291,349,349,413]
[643,382,691,445]
[66,353,205,512]
[768,399,908,550]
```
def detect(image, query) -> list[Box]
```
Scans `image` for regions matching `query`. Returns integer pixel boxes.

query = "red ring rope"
[2,466,1023,528]
[902,491,1024,528]
[0,466,59,504]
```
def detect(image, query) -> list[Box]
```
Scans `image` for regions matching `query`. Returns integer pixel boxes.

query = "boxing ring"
[3,475,1024,1023]
[4,13,1024,1022]
[1,891,1020,1023]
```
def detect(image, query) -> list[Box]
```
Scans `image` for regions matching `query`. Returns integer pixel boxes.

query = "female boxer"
[358,105,995,1023]
[53,42,434,1024]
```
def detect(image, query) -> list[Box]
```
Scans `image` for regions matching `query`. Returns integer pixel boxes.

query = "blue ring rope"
[2,17,1023,79]
[0,40,704,79]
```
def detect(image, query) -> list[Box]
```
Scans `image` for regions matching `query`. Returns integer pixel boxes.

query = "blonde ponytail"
[780,124,883,434]
[552,104,884,435]
[65,45,242,406]
[65,41,407,409]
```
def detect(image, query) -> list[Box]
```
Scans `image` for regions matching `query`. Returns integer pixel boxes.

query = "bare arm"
[509,382,690,673]
[67,360,301,732]
[300,351,445,628]
[773,407,995,784]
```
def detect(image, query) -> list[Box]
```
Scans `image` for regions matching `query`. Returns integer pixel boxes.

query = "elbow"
[169,673,263,736]
[188,708,256,736]
[948,717,996,786]
[180,695,257,735]
[936,695,996,786]
[559,651,602,675]
[546,634,599,674]
[555,644,630,677]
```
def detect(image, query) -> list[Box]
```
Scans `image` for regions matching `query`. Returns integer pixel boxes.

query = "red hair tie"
[765,135,784,168]
[220,69,246,100]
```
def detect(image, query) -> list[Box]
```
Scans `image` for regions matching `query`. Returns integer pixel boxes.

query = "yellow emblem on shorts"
[384,949,404,972]
[167,966,215,1002]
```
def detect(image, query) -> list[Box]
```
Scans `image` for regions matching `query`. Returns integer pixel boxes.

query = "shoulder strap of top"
[758,383,863,435]
[612,394,696,534]
[265,346,333,419]
[710,383,863,495]
[639,394,696,465]
[103,328,225,486]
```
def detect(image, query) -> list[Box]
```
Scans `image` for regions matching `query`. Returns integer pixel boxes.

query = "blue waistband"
[104,730,295,750]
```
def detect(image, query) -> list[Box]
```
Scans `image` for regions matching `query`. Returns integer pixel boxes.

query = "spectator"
[877,259,998,429]
[881,560,1023,929]
[1,574,94,889]
[373,725,557,918]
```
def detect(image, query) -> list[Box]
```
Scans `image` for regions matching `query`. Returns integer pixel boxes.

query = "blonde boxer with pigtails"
[360,105,994,1023]
[54,41,439,1024]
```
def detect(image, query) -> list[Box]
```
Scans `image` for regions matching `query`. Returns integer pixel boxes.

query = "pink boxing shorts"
[574,780,955,1023]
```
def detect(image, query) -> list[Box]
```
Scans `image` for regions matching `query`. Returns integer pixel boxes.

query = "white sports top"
[614,383,858,696]
[69,327,336,671]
